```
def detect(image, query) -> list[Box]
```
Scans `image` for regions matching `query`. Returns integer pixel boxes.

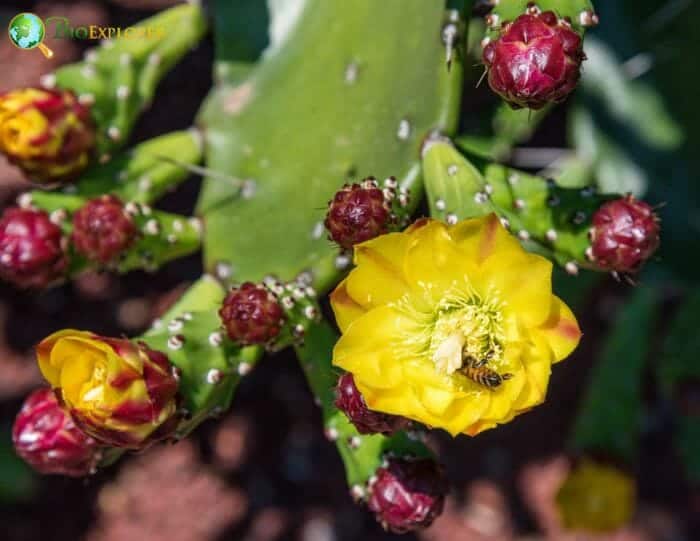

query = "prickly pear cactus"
[197,0,464,290]
[50,4,207,156]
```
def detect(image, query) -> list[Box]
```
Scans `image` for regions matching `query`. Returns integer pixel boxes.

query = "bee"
[460,351,513,390]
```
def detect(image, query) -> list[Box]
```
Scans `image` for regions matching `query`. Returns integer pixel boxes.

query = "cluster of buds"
[335,373,410,435]
[0,207,67,288]
[13,387,101,477]
[71,194,138,265]
[0,88,95,184]
[367,457,448,533]
[324,177,409,250]
[36,330,179,449]
[482,9,585,109]
[588,195,660,274]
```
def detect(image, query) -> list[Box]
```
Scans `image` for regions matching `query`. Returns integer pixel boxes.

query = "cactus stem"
[17,193,33,209]
[49,209,68,225]
[579,9,599,27]
[312,221,325,240]
[546,228,558,242]
[435,198,447,211]
[167,318,185,333]
[107,126,121,141]
[116,85,131,100]
[99,154,111,164]
[325,426,339,441]
[500,217,511,229]
[119,53,132,67]
[446,212,458,225]
[514,198,526,210]
[80,65,96,79]
[78,94,95,106]
[335,253,351,270]
[143,219,160,236]
[349,435,362,449]
[167,334,185,350]
[397,119,412,140]
[351,484,366,501]
[236,362,252,376]
[138,176,152,192]
[148,53,162,66]
[344,62,360,84]
[518,229,531,241]
[206,368,225,384]
[214,261,233,280]
[207,330,223,347]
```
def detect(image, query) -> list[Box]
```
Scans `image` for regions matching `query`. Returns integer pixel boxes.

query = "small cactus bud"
[367,457,448,533]
[0,207,67,288]
[324,180,391,249]
[13,387,100,476]
[482,11,585,109]
[589,195,660,273]
[0,88,95,183]
[219,282,285,345]
[71,195,137,264]
[36,331,179,449]
[335,373,410,435]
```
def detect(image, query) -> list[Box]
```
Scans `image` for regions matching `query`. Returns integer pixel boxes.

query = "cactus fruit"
[325,180,392,250]
[71,195,138,265]
[367,457,448,533]
[422,138,659,275]
[0,207,67,288]
[0,88,95,184]
[482,11,584,109]
[219,282,285,346]
[335,373,410,435]
[589,195,660,274]
[13,387,100,477]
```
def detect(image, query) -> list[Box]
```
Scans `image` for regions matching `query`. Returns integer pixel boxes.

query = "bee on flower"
[330,214,581,436]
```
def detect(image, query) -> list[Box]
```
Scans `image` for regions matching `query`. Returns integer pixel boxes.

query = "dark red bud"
[324,179,391,249]
[219,282,285,345]
[335,373,410,435]
[368,457,448,533]
[71,195,137,264]
[482,11,585,109]
[590,195,660,273]
[0,207,67,288]
[13,388,100,476]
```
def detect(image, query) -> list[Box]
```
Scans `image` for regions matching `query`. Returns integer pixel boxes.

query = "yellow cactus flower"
[37,330,179,449]
[556,458,636,532]
[330,215,581,436]
[0,88,94,184]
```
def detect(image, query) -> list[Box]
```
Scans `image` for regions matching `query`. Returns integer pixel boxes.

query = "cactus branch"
[295,318,433,493]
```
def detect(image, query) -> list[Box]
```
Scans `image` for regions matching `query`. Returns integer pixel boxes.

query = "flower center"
[429,291,504,376]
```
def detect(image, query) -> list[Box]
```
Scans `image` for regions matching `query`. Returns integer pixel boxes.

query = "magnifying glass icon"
[8,13,54,59]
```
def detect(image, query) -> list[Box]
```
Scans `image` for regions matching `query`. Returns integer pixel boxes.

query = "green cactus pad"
[197,0,463,292]
[422,139,616,272]
[296,319,433,489]
[142,276,263,436]
[52,4,207,156]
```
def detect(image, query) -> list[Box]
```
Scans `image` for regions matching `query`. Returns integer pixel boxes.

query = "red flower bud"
[335,373,410,435]
[71,195,137,264]
[0,207,67,288]
[13,387,100,476]
[590,195,660,273]
[483,11,585,109]
[0,88,95,184]
[325,179,391,249]
[219,282,285,345]
[368,457,448,533]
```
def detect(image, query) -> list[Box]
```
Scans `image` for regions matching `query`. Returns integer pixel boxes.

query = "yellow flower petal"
[329,278,367,333]
[534,295,582,362]
[449,213,522,265]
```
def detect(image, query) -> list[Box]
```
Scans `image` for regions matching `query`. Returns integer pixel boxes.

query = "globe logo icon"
[8,13,54,58]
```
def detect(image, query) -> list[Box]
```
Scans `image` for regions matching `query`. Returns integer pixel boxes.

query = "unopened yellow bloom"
[330,215,581,436]
[556,459,636,532]
[37,330,178,449]
[0,88,94,183]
